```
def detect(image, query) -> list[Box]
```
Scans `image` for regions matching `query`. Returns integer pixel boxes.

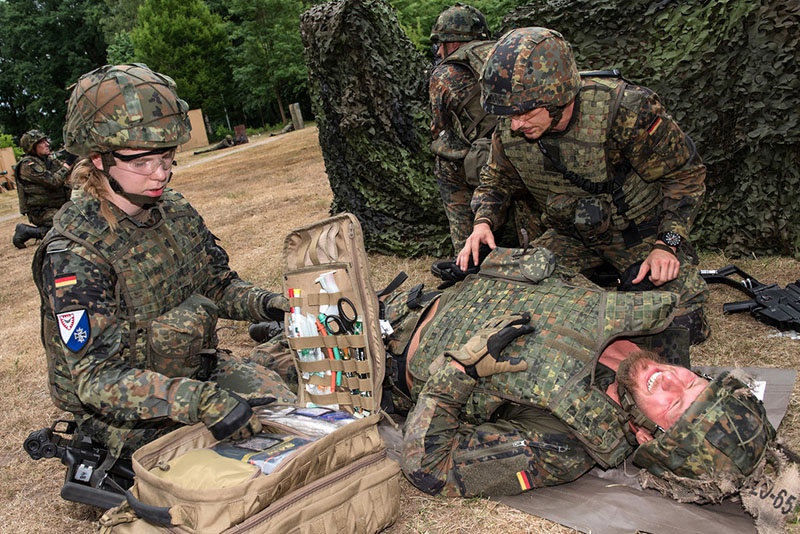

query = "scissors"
[323,297,358,335]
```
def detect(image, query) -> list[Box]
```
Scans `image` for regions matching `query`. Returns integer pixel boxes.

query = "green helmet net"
[481,27,581,116]
[63,63,191,158]
[633,371,776,482]
[20,130,48,155]
[430,3,490,44]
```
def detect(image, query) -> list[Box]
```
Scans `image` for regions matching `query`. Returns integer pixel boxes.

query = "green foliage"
[301,0,451,257]
[0,133,22,158]
[106,32,137,64]
[131,0,235,122]
[390,0,526,54]
[503,0,800,258]
[0,0,107,144]
[226,0,311,127]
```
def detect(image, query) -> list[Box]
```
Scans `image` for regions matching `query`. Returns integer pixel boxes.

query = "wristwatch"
[657,231,683,248]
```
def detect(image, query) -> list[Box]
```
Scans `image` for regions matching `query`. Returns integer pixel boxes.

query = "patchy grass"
[0,126,797,533]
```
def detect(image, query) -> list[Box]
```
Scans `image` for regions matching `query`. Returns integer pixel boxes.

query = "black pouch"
[573,196,612,246]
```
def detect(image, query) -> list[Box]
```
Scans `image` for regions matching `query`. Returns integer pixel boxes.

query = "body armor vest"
[442,41,498,143]
[407,247,678,468]
[15,155,71,214]
[498,77,661,231]
[35,190,212,411]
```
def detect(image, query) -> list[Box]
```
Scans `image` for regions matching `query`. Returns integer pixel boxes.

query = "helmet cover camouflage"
[430,3,490,44]
[20,130,49,155]
[632,371,776,482]
[481,27,581,116]
[63,63,191,158]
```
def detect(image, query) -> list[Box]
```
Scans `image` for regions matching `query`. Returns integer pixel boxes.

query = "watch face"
[661,231,682,247]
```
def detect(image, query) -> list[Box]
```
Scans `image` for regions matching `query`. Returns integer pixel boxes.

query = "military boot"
[12,223,46,249]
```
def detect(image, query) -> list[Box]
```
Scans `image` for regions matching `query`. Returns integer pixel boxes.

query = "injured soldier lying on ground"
[378,246,798,532]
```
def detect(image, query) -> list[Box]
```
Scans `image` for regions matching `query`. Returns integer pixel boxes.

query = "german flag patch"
[54,273,77,289]
[647,116,663,135]
[517,470,534,491]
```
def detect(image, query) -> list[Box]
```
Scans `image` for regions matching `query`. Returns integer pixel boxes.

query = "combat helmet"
[481,27,581,116]
[20,130,49,156]
[631,371,775,485]
[430,3,490,44]
[63,63,191,158]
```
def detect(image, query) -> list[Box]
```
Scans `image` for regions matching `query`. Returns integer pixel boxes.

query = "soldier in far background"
[12,130,72,248]
[428,4,540,256]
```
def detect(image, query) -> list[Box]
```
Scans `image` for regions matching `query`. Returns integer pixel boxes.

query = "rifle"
[701,264,800,332]
[23,420,132,509]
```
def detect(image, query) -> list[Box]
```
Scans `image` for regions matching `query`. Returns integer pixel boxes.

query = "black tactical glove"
[445,312,535,379]
[617,260,657,292]
[200,389,264,441]
[430,259,479,290]
[262,292,290,321]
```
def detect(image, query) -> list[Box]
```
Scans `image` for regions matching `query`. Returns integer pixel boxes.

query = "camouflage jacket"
[15,154,71,214]
[429,40,497,146]
[405,247,678,471]
[33,189,276,424]
[472,77,706,241]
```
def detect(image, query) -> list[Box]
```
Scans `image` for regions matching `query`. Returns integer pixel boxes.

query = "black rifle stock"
[23,420,131,509]
[701,265,800,332]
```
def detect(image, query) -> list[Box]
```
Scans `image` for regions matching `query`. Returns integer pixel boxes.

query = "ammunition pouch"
[463,137,492,187]
[430,130,469,162]
[149,294,219,379]
[573,196,612,246]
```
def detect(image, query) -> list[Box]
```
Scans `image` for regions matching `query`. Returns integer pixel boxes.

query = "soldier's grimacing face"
[619,356,709,430]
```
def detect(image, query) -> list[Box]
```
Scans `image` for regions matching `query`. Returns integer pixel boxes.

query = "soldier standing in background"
[12,130,72,248]
[428,4,540,255]
[458,27,710,344]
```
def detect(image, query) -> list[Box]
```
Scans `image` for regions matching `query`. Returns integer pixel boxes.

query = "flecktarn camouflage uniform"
[429,5,540,251]
[400,246,679,497]
[474,27,710,343]
[15,131,71,227]
[33,189,295,458]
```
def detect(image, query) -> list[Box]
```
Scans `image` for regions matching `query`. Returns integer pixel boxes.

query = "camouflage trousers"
[79,352,296,459]
[533,227,710,343]
[27,206,59,228]
[401,366,595,497]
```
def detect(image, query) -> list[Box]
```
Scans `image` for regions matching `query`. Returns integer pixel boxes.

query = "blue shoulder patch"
[56,309,91,352]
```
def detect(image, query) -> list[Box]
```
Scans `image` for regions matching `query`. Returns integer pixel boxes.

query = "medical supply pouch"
[98,412,400,533]
[98,213,401,533]
[281,212,387,415]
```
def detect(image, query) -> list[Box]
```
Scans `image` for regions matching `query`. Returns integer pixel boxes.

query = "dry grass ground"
[0,126,797,533]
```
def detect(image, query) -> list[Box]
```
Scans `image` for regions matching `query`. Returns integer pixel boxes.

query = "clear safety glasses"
[111,148,176,176]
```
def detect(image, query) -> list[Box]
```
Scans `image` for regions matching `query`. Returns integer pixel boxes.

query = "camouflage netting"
[300,0,451,257]
[502,0,800,259]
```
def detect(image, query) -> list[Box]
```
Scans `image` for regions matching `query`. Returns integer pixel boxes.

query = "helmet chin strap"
[545,105,565,134]
[100,152,171,208]
[615,380,665,438]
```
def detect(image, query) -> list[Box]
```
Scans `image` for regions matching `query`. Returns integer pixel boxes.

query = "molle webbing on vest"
[408,247,678,467]
[499,78,661,230]
[53,191,208,369]
[443,41,498,142]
